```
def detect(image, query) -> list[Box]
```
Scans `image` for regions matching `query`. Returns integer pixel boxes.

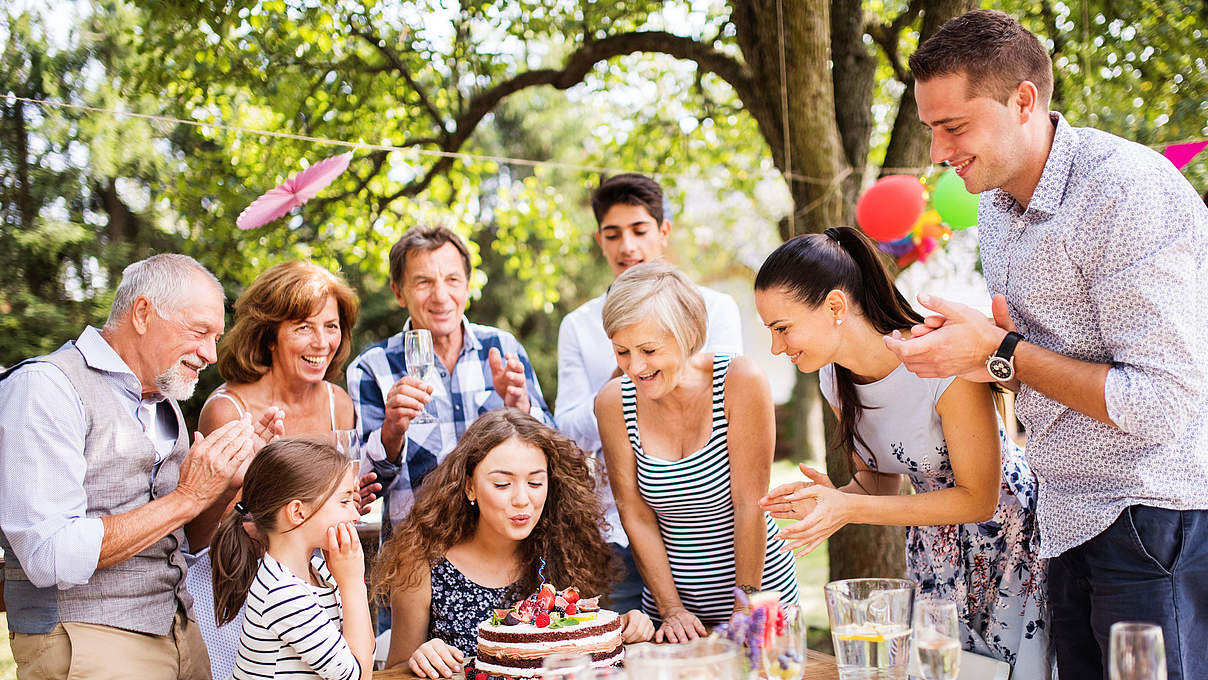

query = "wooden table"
[375,648,840,679]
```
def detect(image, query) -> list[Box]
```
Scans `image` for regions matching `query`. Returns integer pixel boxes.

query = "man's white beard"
[155,357,202,401]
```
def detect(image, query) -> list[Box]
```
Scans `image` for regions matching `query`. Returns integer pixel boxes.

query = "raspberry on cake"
[474,585,623,677]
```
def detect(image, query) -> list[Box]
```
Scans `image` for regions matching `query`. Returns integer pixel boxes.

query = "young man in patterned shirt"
[886,10,1208,680]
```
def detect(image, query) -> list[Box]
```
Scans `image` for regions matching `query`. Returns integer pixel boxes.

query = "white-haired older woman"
[594,261,799,643]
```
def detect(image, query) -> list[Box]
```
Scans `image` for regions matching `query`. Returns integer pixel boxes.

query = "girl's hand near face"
[620,609,656,643]
[322,521,364,585]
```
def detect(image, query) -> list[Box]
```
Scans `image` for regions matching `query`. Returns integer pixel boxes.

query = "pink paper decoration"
[1163,141,1208,171]
[236,151,353,230]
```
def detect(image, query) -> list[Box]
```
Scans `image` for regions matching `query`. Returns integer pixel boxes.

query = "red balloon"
[855,175,926,242]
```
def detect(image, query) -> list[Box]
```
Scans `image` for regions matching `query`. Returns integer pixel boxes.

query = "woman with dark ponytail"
[212,438,374,679]
[755,226,1050,676]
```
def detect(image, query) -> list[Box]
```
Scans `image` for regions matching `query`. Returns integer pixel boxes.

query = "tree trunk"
[881,0,979,175]
[830,0,877,215]
[732,0,849,239]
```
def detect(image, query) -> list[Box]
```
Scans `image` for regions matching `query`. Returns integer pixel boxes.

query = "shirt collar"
[403,315,478,355]
[988,111,1076,219]
[75,326,166,403]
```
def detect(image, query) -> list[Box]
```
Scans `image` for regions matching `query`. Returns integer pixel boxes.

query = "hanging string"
[7,95,1204,212]
[5,94,883,189]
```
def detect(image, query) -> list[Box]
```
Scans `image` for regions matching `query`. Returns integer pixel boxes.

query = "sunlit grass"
[1,613,15,680]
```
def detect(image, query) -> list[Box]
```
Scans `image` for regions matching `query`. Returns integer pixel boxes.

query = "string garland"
[8,94,1206,192]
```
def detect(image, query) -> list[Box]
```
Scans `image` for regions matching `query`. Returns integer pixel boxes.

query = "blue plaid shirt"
[347,317,553,527]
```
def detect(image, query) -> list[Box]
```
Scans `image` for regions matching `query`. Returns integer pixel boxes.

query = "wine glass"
[403,328,437,424]
[331,429,363,471]
[540,652,593,680]
[1110,622,1167,680]
[913,599,961,680]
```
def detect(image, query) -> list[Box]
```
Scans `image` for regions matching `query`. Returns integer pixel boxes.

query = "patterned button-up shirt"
[979,112,1208,558]
[347,317,553,527]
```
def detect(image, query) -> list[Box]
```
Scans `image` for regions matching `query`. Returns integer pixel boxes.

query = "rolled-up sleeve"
[0,364,105,589]
[1084,180,1208,443]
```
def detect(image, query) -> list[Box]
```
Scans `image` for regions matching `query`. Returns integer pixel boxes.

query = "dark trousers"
[1049,505,1208,680]
[606,542,646,614]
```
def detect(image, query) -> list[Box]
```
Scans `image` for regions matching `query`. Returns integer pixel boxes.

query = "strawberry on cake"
[472,584,623,678]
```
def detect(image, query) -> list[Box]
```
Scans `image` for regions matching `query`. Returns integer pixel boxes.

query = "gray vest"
[1,343,193,636]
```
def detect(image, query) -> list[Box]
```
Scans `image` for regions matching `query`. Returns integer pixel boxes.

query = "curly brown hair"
[217,261,360,384]
[371,409,618,605]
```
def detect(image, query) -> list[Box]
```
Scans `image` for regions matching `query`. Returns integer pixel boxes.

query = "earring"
[835,318,844,326]
[468,498,476,507]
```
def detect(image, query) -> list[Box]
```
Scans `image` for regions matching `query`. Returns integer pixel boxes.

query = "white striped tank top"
[622,353,799,625]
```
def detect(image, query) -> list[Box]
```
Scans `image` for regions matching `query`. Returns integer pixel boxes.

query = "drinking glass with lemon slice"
[824,578,916,679]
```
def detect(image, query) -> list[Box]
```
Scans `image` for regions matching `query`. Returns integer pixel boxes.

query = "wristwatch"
[986,331,1024,382]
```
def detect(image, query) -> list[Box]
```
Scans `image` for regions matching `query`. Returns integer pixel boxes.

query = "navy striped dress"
[622,353,799,625]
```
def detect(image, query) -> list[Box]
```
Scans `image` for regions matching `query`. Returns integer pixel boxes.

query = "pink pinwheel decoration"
[236,151,353,230]
[1164,141,1208,171]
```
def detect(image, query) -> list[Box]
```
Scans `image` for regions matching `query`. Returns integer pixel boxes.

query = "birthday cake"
[472,584,624,678]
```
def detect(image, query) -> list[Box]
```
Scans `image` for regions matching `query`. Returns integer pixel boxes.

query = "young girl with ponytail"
[212,438,373,680]
[755,226,1050,676]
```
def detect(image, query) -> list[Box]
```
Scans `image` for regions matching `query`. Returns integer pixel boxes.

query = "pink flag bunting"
[1163,141,1208,171]
[236,152,353,230]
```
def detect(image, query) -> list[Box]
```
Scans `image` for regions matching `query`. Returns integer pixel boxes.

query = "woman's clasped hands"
[759,463,852,556]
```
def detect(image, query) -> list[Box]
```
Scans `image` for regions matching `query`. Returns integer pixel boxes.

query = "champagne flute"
[914,599,961,680]
[331,428,367,526]
[1110,622,1167,680]
[404,328,437,424]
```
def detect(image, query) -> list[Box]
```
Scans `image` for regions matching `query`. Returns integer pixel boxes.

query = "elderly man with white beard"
[0,254,281,680]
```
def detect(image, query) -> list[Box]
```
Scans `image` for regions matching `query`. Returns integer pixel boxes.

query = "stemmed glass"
[913,599,961,680]
[1110,622,1167,680]
[404,328,437,424]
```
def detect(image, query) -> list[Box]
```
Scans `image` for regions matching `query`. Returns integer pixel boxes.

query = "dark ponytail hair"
[211,437,351,625]
[755,226,923,470]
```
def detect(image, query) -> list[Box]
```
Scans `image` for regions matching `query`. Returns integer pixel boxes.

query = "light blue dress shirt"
[0,326,179,589]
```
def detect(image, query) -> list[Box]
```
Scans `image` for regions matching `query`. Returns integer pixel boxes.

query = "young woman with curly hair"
[372,408,654,678]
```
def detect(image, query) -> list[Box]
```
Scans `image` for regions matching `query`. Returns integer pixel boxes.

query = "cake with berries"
[472,584,623,678]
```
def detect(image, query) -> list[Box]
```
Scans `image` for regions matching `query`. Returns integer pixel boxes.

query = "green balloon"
[932,169,980,229]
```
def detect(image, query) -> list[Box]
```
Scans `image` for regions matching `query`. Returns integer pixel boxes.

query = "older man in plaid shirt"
[347,226,553,531]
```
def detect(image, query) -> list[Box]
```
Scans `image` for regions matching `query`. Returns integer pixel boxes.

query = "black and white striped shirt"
[230,553,360,680]
[623,353,799,625]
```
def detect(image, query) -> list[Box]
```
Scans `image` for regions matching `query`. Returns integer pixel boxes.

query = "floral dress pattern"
[820,363,1051,678]
[428,558,518,656]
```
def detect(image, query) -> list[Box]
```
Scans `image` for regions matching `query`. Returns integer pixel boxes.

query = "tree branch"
[351,28,448,130]
[374,31,752,208]
[866,0,925,83]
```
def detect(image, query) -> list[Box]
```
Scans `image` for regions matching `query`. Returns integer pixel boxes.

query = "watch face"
[987,356,1013,381]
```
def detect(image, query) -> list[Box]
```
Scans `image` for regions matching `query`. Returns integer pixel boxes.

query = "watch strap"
[994,331,1024,360]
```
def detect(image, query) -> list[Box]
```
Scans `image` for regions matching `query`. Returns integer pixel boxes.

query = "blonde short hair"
[601,262,707,358]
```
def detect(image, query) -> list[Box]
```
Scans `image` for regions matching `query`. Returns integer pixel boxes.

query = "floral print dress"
[428,558,517,656]
[819,363,1051,678]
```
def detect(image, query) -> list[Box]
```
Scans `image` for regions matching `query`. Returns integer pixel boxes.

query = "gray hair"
[104,254,223,330]
[601,261,707,359]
